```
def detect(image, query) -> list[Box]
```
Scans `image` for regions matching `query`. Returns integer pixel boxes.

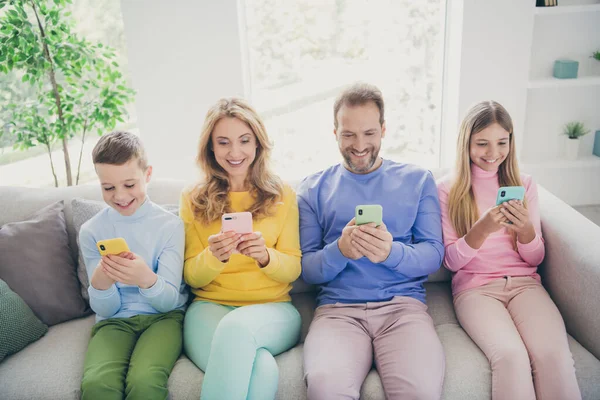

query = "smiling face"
[211,117,258,183]
[469,122,511,172]
[335,101,385,174]
[95,158,152,216]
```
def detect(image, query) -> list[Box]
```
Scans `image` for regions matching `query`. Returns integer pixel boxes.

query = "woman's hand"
[237,232,270,267]
[208,231,241,263]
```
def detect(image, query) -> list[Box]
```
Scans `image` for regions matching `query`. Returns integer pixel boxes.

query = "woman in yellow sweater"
[180,97,302,400]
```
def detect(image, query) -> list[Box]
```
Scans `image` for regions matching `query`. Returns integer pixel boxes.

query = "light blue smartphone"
[496,186,525,206]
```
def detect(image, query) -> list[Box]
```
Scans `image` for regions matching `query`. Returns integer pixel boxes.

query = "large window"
[0,0,134,187]
[243,0,446,181]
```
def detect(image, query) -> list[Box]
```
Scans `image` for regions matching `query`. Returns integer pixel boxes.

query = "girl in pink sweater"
[437,101,580,400]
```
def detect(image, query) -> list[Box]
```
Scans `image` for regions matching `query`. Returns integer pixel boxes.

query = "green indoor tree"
[0,0,134,186]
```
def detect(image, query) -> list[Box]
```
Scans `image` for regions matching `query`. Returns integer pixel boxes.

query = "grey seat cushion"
[2,283,599,400]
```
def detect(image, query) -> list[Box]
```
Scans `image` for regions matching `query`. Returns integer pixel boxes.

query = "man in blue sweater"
[79,131,187,399]
[298,83,445,400]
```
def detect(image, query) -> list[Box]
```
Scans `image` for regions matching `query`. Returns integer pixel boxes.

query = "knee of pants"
[306,370,360,400]
[491,343,532,373]
[126,367,168,397]
[213,312,256,343]
[81,374,121,399]
[530,344,573,371]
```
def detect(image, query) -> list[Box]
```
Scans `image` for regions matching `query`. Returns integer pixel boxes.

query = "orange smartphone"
[96,238,130,256]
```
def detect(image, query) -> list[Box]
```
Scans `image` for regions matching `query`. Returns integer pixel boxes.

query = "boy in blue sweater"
[79,131,187,400]
[298,83,446,400]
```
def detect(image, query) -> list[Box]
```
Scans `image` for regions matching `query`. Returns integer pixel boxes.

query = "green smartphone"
[496,186,525,206]
[355,205,383,227]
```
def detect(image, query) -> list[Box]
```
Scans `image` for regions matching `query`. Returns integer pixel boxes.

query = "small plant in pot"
[592,51,600,62]
[562,121,590,160]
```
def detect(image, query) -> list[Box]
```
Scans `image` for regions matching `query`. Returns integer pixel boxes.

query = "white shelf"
[528,76,600,89]
[522,155,600,169]
[535,4,600,15]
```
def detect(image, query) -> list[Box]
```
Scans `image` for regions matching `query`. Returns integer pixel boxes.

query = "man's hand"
[338,218,363,260]
[351,222,393,264]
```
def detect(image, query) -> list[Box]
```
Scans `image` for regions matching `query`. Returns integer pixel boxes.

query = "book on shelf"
[536,0,557,6]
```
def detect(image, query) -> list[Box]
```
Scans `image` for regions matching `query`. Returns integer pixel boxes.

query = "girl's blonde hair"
[190,98,283,224]
[448,101,524,244]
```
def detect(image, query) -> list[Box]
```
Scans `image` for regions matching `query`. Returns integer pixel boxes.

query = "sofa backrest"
[1,169,455,292]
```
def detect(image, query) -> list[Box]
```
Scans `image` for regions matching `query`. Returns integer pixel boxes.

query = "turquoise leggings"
[184,301,301,400]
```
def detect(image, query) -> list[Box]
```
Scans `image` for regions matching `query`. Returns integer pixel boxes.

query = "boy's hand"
[338,218,363,260]
[351,222,393,264]
[90,260,115,290]
[101,253,157,289]
[237,232,270,267]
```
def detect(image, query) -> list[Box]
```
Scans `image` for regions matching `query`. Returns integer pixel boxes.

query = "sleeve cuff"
[88,283,117,299]
[203,250,227,273]
[324,239,349,267]
[140,275,165,298]
[260,248,281,276]
[382,242,404,268]
[455,237,479,258]
[517,234,543,253]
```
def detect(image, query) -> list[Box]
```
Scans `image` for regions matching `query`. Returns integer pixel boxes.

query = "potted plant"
[562,121,590,160]
[592,51,600,62]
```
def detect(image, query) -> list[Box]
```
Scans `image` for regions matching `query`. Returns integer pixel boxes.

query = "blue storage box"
[553,59,579,79]
[593,130,600,158]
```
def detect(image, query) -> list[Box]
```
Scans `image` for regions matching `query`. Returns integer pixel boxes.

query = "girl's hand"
[499,200,536,243]
[237,232,270,267]
[475,206,509,236]
[208,231,241,263]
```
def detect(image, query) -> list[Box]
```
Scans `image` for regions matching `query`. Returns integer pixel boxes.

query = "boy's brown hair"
[92,131,148,169]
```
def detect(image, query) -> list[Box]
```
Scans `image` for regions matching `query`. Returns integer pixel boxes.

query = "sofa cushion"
[1,287,599,399]
[0,315,95,400]
[0,201,90,325]
[0,279,48,362]
[71,198,179,302]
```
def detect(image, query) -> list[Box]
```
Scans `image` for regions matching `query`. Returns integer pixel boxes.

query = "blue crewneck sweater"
[297,159,444,306]
[79,197,188,321]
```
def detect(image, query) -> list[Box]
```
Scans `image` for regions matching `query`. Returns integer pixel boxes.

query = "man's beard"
[341,146,380,173]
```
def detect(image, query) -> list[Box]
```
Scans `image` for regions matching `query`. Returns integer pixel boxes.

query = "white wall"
[121,0,599,205]
[441,0,535,169]
[120,0,246,183]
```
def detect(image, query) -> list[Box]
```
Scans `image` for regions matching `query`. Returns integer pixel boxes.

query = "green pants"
[81,310,184,400]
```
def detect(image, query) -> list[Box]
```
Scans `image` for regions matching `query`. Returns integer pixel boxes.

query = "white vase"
[564,137,580,160]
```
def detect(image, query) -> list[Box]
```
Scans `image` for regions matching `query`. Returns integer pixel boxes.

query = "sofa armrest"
[537,186,600,360]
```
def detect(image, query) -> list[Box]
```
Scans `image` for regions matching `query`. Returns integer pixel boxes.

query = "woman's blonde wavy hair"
[189,97,283,225]
[448,101,525,246]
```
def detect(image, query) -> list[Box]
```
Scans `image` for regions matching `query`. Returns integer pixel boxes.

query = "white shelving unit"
[534,3,600,15]
[528,76,600,89]
[522,1,600,205]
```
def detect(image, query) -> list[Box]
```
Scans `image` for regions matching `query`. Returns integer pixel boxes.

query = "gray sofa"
[1,178,599,400]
